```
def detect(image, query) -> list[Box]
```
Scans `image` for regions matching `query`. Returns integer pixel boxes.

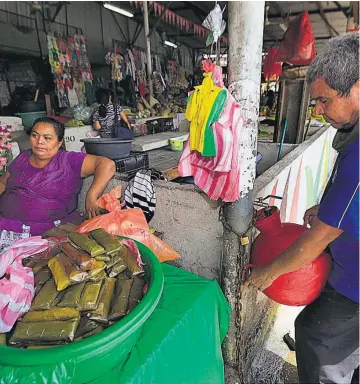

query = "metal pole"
[143,1,153,98]
[221,0,265,368]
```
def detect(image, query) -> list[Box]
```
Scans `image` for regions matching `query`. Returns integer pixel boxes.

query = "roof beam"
[268,6,350,19]
[333,1,349,17]
[264,35,333,43]
[317,1,339,36]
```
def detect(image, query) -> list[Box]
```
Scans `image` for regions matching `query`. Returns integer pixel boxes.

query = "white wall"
[0,1,193,73]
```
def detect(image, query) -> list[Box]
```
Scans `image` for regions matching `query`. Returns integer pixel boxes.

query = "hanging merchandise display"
[47,33,93,108]
[179,62,249,202]
[275,11,316,66]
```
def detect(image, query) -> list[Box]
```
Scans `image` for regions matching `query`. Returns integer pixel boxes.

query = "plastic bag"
[203,4,226,43]
[0,237,49,332]
[275,11,316,65]
[76,209,180,263]
[263,48,283,80]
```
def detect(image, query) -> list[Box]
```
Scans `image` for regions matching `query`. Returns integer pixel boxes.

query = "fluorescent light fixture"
[164,40,178,49]
[103,3,133,18]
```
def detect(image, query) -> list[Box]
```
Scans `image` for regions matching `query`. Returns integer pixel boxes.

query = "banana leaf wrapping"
[32,259,51,275]
[90,277,116,323]
[9,319,80,345]
[0,333,6,345]
[21,308,80,323]
[23,251,50,268]
[108,261,127,278]
[68,232,105,258]
[48,253,89,291]
[34,267,52,286]
[31,279,63,311]
[77,280,103,312]
[108,279,132,321]
[105,254,125,270]
[58,283,86,308]
[75,317,98,338]
[127,277,145,312]
[89,229,122,256]
[120,245,144,277]
[61,243,96,271]
[94,255,111,262]
[83,325,104,339]
[88,261,106,278]
[27,345,57,350]
[90,270,107,282]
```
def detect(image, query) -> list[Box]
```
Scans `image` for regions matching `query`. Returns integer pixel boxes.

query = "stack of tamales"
[2,229,146,348]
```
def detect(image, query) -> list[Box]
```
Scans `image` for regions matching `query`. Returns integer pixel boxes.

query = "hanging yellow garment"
[186,74,227,156]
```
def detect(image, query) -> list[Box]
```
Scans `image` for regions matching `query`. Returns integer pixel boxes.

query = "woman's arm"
[0,172,10,196]
[93,121,101,130]
[81,155,116,218]
[120,111,131,129]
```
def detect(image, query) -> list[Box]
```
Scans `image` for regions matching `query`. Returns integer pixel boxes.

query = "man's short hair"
[307,33,359,96]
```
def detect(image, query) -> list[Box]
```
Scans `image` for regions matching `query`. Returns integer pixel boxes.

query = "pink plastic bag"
[0,237,48,332]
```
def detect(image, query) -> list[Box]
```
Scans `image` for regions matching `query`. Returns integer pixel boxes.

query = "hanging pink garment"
[0,237,48,332]
[178,91,247,202]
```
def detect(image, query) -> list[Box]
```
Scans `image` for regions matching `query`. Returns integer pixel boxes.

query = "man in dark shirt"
[246,33,359,383]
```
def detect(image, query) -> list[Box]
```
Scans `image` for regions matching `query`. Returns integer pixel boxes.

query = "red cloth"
[275,11,316,65]
[263,48,282,80]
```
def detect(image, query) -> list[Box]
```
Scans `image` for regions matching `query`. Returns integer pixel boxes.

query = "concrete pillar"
[143,1,153,98]
[221,0,265,368]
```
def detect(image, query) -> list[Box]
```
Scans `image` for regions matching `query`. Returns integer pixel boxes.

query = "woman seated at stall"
[92,88,132,139]
[0,117,116,236]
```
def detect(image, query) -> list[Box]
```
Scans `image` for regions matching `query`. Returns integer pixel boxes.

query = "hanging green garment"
[186,74,227,157]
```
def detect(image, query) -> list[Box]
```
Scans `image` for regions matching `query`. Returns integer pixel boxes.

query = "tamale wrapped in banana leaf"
[32,259,51,275]
[90,278,116,323]
[127,277,145,312]
[23,251,49,268]
[48,253,89,291]
[31,279,62,311]
[108,261,127,278]
[27,345,57,349]
[9,319,79,345]
[108,279,132,321]
[77,280,103,312]
[90,270,107,282]
[89,229,122,256]
[119,246,144,277]
[34,284,42,296]
[83,325,104,339]
[105,253,125,270]
[0,333,6,345]
[88,261,106,278]
[58,283,85,308]
[34,267,51,286]
[75,317,98,338]
[94,255,111,262]
[48,255,71,291]
[68,232,105,257]
[21,307,80,323]
[61,243,96,271]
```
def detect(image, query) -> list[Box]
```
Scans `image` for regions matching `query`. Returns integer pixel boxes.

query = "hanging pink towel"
[178,91,247,202]
[0,237,48,332]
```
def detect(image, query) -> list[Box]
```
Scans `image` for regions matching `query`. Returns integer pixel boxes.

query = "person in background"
[93,88,131,138]
[245,33,359,383]
[0,117,115,235]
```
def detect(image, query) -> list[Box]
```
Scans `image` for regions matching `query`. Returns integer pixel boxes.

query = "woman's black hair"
[95,88,114,118]
[29,117,66,150]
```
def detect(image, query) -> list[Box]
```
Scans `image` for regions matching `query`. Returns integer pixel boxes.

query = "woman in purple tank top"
[0,117,115,235]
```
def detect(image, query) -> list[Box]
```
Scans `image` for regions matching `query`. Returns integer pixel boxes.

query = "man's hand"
[243,265,278,291]
[303,205,320,227]
[85,192,100,219]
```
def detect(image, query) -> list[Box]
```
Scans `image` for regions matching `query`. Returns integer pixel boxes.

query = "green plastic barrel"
[15,111,46,129]
[0,238,164,384]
